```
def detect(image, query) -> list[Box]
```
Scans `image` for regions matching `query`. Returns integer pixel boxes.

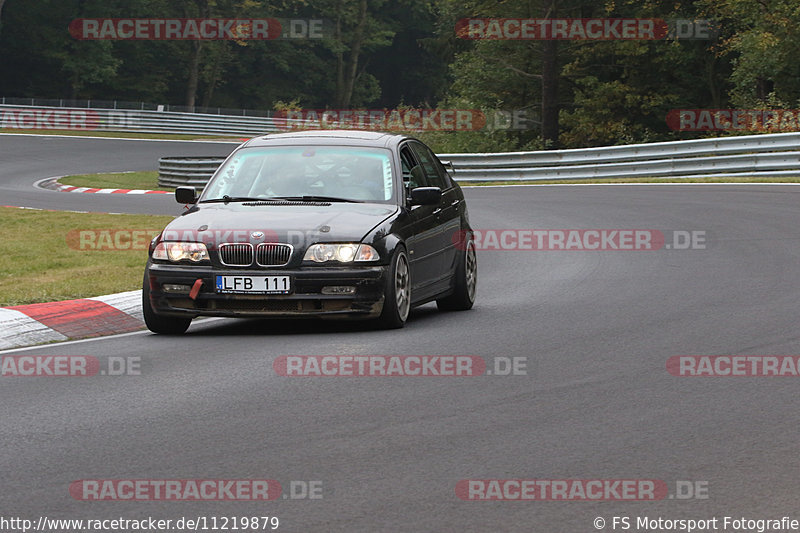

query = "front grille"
[256,243,292,267]
[219,243,253,266]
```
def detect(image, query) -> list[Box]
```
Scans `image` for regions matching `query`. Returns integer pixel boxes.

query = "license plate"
[215,275,291,294]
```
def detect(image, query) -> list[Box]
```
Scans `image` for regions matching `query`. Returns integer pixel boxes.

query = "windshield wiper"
[201,195,363,204]
[200,195,271,204]
[271,195,363,203]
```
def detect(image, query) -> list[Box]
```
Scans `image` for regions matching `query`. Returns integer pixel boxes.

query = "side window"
[435,158,454,189]
[410,142,446,189]
[400,145,426,188]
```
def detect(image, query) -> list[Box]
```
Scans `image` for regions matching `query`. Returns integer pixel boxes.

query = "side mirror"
[175,186,197,204]
[409,186,442,206]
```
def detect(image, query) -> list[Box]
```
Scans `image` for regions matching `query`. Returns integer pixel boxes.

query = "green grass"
[0,207,175,306]
[461,176,800,186]
[0,128,245,141]
[59,171,167,191]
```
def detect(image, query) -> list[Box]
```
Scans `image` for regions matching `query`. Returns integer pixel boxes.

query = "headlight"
[303,244,379,263]
[152,242,210,263]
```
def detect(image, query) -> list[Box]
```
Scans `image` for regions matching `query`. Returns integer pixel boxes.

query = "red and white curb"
[0,290,144,350]
[38,176,169,194]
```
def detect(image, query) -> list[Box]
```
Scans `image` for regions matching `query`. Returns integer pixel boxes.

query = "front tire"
[437,235,476,311]
[376,247,411,329]
[142,273,192,334]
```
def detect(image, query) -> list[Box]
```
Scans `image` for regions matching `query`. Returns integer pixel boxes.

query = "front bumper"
[146,263,388,319]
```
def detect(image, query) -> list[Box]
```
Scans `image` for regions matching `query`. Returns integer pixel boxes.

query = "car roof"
[242,129,411,149]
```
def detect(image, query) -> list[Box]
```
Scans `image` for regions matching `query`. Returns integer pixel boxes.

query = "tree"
[0,0,7,35]
[310,0,395,107]
[559,0,724,146]
[438,0,592,148]
[700,0,800,109]
[540,0,558,145]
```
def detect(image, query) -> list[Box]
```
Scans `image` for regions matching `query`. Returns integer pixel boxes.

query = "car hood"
[161,202,398,248]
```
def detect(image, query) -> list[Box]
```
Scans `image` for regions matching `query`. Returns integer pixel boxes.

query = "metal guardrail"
[441,133,800,165]
[158,157,230,188]
[443,152,800,181]
[157,132,800,188]
[439,132,800,181]
[0,104,281,136]
[2,102,798,184]
[0,97,274,117]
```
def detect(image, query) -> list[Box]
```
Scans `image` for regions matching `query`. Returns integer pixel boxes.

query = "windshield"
[201,145,395,203]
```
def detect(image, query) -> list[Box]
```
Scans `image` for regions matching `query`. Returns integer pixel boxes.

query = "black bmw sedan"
[143,130,476,333]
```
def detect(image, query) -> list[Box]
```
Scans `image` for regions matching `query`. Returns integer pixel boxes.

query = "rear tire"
[437,235,476,311]
[142,273,192,334]
[376,247,411,329]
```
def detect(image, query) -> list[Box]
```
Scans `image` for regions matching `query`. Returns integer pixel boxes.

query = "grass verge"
[0,207,174,306]
[59,171,167,191]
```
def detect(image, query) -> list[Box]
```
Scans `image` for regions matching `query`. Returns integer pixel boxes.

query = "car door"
[399,142,441,298]
[409,141,460,288]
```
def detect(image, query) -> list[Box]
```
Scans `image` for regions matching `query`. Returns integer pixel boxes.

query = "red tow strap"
[189,279,204,300]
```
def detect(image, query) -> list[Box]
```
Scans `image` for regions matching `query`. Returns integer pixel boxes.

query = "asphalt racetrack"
[1,134,799,532]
